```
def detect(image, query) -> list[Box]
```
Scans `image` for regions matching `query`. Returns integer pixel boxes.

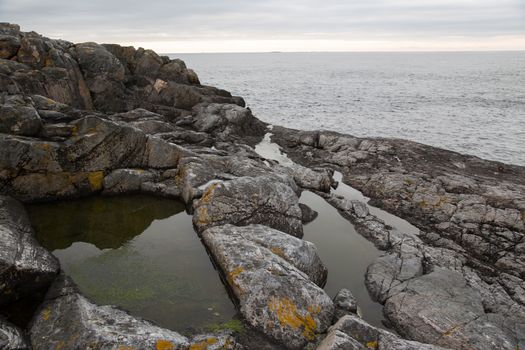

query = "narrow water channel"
[254,131,420,329]
[27,195,237,333]
[299,191,385,326]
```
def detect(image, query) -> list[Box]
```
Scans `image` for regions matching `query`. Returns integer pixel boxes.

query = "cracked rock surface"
[272,127,525,349]
[202,224,333,349]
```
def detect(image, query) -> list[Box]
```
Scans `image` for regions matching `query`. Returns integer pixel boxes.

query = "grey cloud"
[1,0,524,43]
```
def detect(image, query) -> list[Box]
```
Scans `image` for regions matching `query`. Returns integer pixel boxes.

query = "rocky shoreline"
[0,23,523,349]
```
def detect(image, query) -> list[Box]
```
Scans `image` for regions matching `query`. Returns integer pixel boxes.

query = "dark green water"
[300,191,385,328]
[27,195,237,333]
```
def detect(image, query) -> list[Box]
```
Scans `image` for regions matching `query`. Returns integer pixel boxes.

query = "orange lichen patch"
[200,183,219,205]
[270,247,285,259]
[366,340,378,349]
[197,207,210,225]
[88,171,104,191]
[118,346,134,350]
[268,298,319,341]
[227,267,244,285]
[42,307,51,321]
[155,339,175,350]
[188,338,218,350]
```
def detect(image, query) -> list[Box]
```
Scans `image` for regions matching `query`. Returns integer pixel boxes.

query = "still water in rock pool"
[27,195,237,333]
[300,191,385,328]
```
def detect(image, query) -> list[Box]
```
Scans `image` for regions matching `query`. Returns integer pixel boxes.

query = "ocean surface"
[173,52,525,166]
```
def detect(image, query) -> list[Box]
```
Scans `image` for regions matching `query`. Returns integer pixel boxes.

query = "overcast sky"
[1,0,524,52]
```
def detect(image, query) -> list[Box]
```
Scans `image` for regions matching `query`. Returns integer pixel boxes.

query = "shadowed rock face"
[0,196,59,307]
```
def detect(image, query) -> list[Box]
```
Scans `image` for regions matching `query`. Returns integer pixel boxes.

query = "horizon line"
[162,49,525,55]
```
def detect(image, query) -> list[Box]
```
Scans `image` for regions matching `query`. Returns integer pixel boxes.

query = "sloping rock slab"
[201,224,333,349]
[29,275,190,350]
[319,314,449,350]
[0,195,59,306]
[193,176,303,237]
[381,268,521,350]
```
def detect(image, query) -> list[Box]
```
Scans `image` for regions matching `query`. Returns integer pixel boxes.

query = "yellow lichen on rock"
[189,337,217,350]
[228,266,244,285]
[118,346,134,350]
[268,298,319,341]
[88,171,104,191]
[197,207,210,225]
[200,183,219,205]
[366,340,378,349]
[42,307,51,321]
[270,246,285,258]
[155,339,175,350]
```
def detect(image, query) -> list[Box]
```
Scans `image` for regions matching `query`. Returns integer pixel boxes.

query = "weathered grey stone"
[192,103,266,141]
[29,276,189,350]
[193,176,304,237]
[0,196,59,306]
[316,330,365,350]
[0,317,30,350]
[190,332,243,350]
[383,268,519,350]
[0,35,20,59]
[16,34,46,69]
[202,224,334,349]
[102,168,157,194]
[333,288,358,320]
[0,99,42,136]
[328,314,448,350]
[300,203,319,224]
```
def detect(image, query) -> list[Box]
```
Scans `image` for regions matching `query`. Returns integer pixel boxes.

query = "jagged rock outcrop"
[201,224,333,349]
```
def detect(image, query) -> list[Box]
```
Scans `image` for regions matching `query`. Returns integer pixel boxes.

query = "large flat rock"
[201,224,333,349]
[193,176,304,237]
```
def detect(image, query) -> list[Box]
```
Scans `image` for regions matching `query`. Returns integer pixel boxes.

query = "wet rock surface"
[0,195,59,306]
[1,22,524,350]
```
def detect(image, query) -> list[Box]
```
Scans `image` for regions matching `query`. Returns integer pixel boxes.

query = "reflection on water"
[28,195,236,333]
[300,191,385,328]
